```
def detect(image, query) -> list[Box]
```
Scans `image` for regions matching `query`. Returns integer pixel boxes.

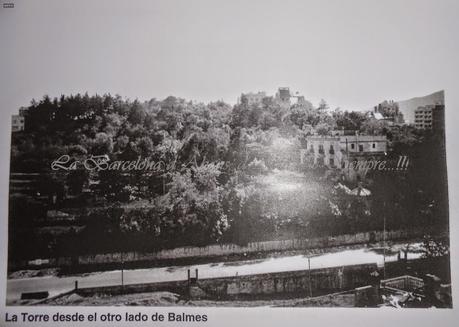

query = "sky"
[1,0,458,114]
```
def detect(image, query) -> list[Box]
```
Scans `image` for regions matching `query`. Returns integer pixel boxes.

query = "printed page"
[1,1,458,326]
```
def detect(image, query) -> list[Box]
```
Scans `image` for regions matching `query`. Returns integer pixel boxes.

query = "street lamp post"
[121,252,124,287]
[121,263,124,287]
[383,207,386,280]
[381,162,388,281]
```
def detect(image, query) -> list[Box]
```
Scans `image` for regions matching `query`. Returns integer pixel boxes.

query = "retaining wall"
[198,263,378,298]
[75,263,378,298]
[71,256,451,301]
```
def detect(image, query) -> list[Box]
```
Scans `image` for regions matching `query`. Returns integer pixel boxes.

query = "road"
[7,242,423,303]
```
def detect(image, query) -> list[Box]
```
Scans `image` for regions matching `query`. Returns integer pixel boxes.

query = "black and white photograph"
[1,0,459,323]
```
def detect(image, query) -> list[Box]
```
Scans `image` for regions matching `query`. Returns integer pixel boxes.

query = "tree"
[360,118,386,135]
[127,101,147,125]
[422,235,449,258]
[156,162,228,245]
[92,132,113,155]
[316,123,330,136]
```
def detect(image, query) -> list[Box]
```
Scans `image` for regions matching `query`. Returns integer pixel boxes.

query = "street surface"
[7,242,423,303]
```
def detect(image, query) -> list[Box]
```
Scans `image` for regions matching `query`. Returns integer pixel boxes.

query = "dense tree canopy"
[9,93,449,258]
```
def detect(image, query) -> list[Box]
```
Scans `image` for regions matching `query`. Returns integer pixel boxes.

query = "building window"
[372,143,376,149]
[359,144,363,152]
[351,143,355,150]
[329,145,334,154]
[329,158,335,167]
[318,145,324,154]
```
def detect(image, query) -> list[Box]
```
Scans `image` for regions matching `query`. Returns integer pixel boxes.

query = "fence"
[380,275,424,292]
[74,228,424,266]
[11,227,426,270]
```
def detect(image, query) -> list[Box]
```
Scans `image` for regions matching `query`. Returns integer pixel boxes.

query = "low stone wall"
[75,263,378,299]
[197,263,378,298]
[72,257,450,300]
[75,280,189,297]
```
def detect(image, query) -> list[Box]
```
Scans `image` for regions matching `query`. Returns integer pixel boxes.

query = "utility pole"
[121,264,124,286]
[383,201,386,279]
[308,257,312,297]
[121,253,124,287]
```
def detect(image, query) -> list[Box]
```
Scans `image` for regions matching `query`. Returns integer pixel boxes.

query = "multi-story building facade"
[414,104,444,131]
[239,87,313,109]
[276,87,291,105]
[302,136,343,167]
[294,95,314,109]
[11,107,29,132]
[239,92,267,106]
[301,134,387,170]
[11,114,25,132]
[373,100,405,124]
[301,133,387,181]
[414,105,434,129]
